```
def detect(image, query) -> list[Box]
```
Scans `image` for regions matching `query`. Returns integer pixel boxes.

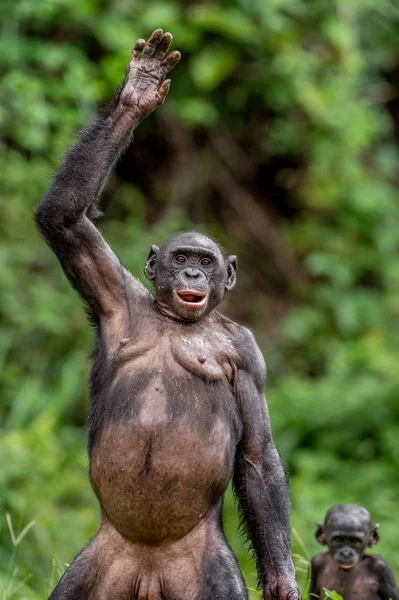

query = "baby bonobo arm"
[376,557,399,600]
[35,30,180,336]
[308,554,325,598]
[233,330,300,600]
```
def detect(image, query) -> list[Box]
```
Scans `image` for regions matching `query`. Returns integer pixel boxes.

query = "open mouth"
[175,290,207,308]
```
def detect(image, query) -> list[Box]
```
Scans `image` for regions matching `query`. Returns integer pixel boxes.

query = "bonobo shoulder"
[312,552,328,568]
[244,325,266,366]
[99,269,154,343]
[229,321,267,387]
[369,554,392,572]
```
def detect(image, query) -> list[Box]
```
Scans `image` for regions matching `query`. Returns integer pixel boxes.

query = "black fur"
[36,33,298,600]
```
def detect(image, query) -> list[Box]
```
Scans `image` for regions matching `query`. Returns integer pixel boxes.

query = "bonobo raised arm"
[36,30,180,322]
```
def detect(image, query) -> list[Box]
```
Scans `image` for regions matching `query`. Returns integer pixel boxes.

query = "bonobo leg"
[49,536,101,600]
[202,534,248,600]
[49,519,248,600]
[48,522,143,600]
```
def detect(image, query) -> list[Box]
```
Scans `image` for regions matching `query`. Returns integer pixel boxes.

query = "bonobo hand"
[264,574,301,600]
[119,29,181,121]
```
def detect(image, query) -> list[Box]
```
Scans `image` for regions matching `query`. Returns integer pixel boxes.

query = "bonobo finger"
[157,80,171,105]
[154,32,173,58]
[132,39,145,59]
[161,50,181,73]
[289,588,301,600]
[144,29,163,56]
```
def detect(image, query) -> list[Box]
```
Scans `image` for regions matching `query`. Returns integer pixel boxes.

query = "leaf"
[188,6,257,43]
[189,45,238,91]
[173,97,219,126]
[323,590,343,600]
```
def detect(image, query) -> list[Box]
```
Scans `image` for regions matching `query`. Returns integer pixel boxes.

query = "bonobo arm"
[233,330,299,600]
[35,30,180,327]
[376,557,399,600]
[308,555,323,599]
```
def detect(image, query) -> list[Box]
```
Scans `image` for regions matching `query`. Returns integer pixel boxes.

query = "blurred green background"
[1,0,399,598]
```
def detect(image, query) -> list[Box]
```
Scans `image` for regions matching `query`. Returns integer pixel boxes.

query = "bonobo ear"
[225,255,237,291]
[368,524,380,547]
[315,522,327,545]
[144,245,159,281]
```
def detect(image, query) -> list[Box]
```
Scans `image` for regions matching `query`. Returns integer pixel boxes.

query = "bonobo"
[310,504,398,600]
[36,29,299,600]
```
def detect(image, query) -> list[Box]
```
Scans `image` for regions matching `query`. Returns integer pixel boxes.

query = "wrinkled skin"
[310,504,399,600]
[119,29,180,118]
[144,232,237,322]
[36,29,299,600]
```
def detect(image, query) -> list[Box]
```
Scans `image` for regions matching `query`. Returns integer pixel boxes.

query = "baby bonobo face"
[328,525,368,569]
[144,232,237,322]
[316,504,380,570]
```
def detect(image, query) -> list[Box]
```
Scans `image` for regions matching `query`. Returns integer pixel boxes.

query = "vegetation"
[1,0,399,598]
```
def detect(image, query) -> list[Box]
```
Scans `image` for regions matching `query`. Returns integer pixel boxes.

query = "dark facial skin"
[310,504,399,600]
[144,232,237,322]
[35,30,299,600]
[319,505,377,569]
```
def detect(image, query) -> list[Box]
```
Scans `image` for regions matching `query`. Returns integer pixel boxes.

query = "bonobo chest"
[115,314,239,383]
[318,557,381,600]
[96,311,244,439]
[90,313,242,544]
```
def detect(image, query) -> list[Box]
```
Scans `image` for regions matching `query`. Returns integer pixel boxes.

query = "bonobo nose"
[183,268,200,279]
[341,548,353,558]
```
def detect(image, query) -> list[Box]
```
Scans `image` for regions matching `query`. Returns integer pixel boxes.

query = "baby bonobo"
[310,504,398,600]
[36,29,299,600]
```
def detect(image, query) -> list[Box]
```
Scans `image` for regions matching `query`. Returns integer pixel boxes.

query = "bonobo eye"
[200,257,212,267]
[332,536,345,544]
[349,537,362,545]
[174,254,187,265]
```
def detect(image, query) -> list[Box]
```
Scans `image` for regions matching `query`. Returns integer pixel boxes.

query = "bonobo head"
[316,504,380,570]
[144,232,237,322]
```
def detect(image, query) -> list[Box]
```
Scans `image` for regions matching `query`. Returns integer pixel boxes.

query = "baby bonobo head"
[144,232,237,322]
[316,504,380,570]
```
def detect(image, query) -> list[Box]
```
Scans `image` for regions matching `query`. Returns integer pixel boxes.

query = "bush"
[1,1,399,598]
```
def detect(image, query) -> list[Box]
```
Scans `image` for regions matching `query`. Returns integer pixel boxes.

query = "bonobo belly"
[90,377,235,545]
[320,571,381,600]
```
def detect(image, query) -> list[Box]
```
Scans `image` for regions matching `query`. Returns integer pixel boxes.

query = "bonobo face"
[328,526,368,569]
[144,232,237,322]
[315,504,380,570]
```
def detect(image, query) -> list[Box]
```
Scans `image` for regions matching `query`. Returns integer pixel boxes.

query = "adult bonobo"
[310,504,398,600]
[36,29,299,600]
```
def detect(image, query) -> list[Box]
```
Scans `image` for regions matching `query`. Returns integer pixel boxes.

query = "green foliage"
[1,0,399,598]
[323,591,343,600]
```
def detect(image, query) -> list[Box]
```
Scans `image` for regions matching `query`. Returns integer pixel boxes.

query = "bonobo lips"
[339,563,356,570]
[175,290,207,308]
